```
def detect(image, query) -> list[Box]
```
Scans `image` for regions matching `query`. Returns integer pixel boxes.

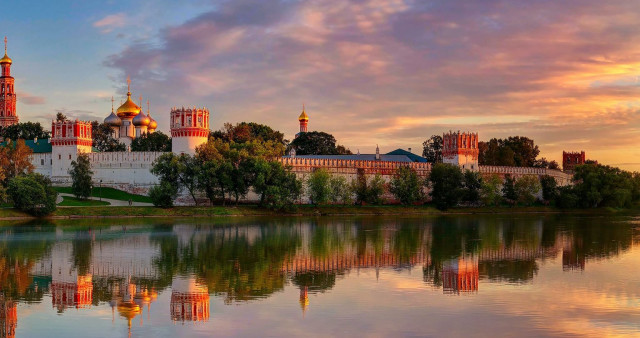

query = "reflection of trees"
[479,260,538,283]
[291,272,336,293]
[0,225,55,302]
[71,231,92,276]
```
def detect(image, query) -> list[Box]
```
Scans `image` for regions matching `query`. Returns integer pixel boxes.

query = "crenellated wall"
[479,165,572,186]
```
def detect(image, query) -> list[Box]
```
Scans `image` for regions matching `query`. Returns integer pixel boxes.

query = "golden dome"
[117,302,141,320]
[298,107,309,121]
[116,92,141,119]
[0,53,11,65]
[148,116,158,130]
[132,111,150,127]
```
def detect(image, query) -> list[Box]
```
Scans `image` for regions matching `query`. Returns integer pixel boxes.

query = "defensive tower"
[442,130,479,170]
[51,119,93,178]
[0,37,18,127]
[170,106,209,155]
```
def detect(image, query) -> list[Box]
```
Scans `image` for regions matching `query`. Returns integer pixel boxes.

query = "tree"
[422,135,443,163]
[461,171,483,204]
[69,153,93,200]
[91,122,126,152]
[572,163,635,208]
[428,163,463,210]
[481,174,502,206]
[253,161,302,210]
[0,122,50,141]
[287,131,352,155]
[479,136,540,167]
[501,175,517,204]
[212,122,287,146]
[390,166,423,205]
[0,139,34,184]
[515,176,541,205]
[328,176,352,205]
[540,175,558,203]
[7,173,57,216]
[306,169,331,205]
[177,154,201,205]
[149,181,178,208]
[533,157,560,170]
[131,131,171,152]
[367,174,386,205]
[56,112,67,122]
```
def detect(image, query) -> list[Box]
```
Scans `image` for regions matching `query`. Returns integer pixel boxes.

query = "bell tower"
[0,37,18,127]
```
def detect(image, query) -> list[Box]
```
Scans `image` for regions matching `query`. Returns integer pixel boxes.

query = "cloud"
[17,92,46,105]
[103,0,640,168]
[93,13,127,33]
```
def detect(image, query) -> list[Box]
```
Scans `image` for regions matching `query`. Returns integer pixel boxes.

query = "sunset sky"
[4,0,640,169]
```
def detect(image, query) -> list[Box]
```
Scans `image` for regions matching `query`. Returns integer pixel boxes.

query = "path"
[57,193,154,207]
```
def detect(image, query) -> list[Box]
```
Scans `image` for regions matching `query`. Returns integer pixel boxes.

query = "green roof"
[0,138,52,153]
[386,149,428,162]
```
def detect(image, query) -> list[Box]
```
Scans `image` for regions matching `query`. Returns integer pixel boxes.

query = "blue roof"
[385,149,428,162]
[283,154,414,162]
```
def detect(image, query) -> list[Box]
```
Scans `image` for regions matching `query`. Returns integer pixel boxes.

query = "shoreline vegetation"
[0,204,635,221]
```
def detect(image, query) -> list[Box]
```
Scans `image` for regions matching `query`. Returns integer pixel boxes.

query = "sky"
[3,0,640,169]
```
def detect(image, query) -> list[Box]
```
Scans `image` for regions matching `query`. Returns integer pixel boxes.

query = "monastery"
[0,38,574,200]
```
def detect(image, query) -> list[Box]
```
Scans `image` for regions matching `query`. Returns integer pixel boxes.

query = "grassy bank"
[58,196,111,207]
[0,204,630,220]
[53,187,152,203]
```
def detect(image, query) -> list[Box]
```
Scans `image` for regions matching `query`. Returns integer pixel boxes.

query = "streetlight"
[99,180,102,201]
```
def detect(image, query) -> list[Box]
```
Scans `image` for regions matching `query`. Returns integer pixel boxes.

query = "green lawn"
[53,187,152,203]
[58,196,111,207]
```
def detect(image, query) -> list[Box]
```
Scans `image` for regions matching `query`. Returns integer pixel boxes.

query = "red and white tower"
[51,119,93,179]
[170,106,209,155]
[442,130,479,171]
[170,277,209,322]
[0,37,18,127]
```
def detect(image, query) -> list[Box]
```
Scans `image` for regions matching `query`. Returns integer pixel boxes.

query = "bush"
[540,175,558,203]
[481,174,502,206]
[368,174,386,205]
[515,175,541,205]
[149,182,178,208]
[306,168,331,205]
[429,163,464,210]
[329,176,352,205]
[390,166,423,205]
[462,171,483,204]
[501,175,517,205]
[351,174,386,205]
[557,186,579,209]
[7,173,57,216]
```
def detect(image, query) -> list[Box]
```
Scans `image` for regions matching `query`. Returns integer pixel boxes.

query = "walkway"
[57,193,154,207]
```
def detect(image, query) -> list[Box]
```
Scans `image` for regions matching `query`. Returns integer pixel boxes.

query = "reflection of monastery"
[0,39,575,201]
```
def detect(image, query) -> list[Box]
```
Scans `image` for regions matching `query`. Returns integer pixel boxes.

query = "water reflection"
[0,215,636,336]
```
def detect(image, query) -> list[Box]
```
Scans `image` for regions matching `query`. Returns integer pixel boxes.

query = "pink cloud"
[93,13,126,33]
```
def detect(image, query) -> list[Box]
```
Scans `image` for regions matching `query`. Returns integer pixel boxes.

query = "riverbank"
[0,204,633,220]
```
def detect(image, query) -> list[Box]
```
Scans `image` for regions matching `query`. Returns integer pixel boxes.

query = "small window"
[58,154,61,160]
[68,154,71,160]
[41,159,44,165]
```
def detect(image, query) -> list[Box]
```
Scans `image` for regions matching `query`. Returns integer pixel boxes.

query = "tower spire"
[126,76,131,94]
[111,96,114,113]
[3,37,6,55]
[147,99,150,115]
[139,95,143,109]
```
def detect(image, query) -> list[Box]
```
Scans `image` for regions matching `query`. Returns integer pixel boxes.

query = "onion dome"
[116,91,141,119]
[148,116,158,131]
[104,111,122,126]
[298,105,309,121]
[132,110,150,127]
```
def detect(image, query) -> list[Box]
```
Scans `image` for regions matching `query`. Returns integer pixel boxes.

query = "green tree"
[306,169,331,205]
[515,176,541,205]
[428,163,463,210]
[56,112,67,122]
[367,174,386,205]
[149,181,178,208]
[481,174,502,206]
[91,122,126,152]
[540,175,558,203]
[462,171,483,204]
[501,175,517,204]
[328,176,352,204]
[178,154,201,205]
[0,122,50,141]
[253,161,302,210]
[572,164,634,208]
[287,131,351,155]
[479,137,540,167]
[131,131,171,152]
[69,153,93,200]
[422,135,443,163]
[7,173,57,216]
[390,166,423,205]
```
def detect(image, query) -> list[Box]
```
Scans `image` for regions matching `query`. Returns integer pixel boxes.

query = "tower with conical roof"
[0,37,18,127]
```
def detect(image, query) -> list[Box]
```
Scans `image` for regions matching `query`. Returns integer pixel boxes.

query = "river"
[0,214,638,337]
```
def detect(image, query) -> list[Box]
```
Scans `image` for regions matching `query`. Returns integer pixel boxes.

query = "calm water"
[0,214,638,337]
